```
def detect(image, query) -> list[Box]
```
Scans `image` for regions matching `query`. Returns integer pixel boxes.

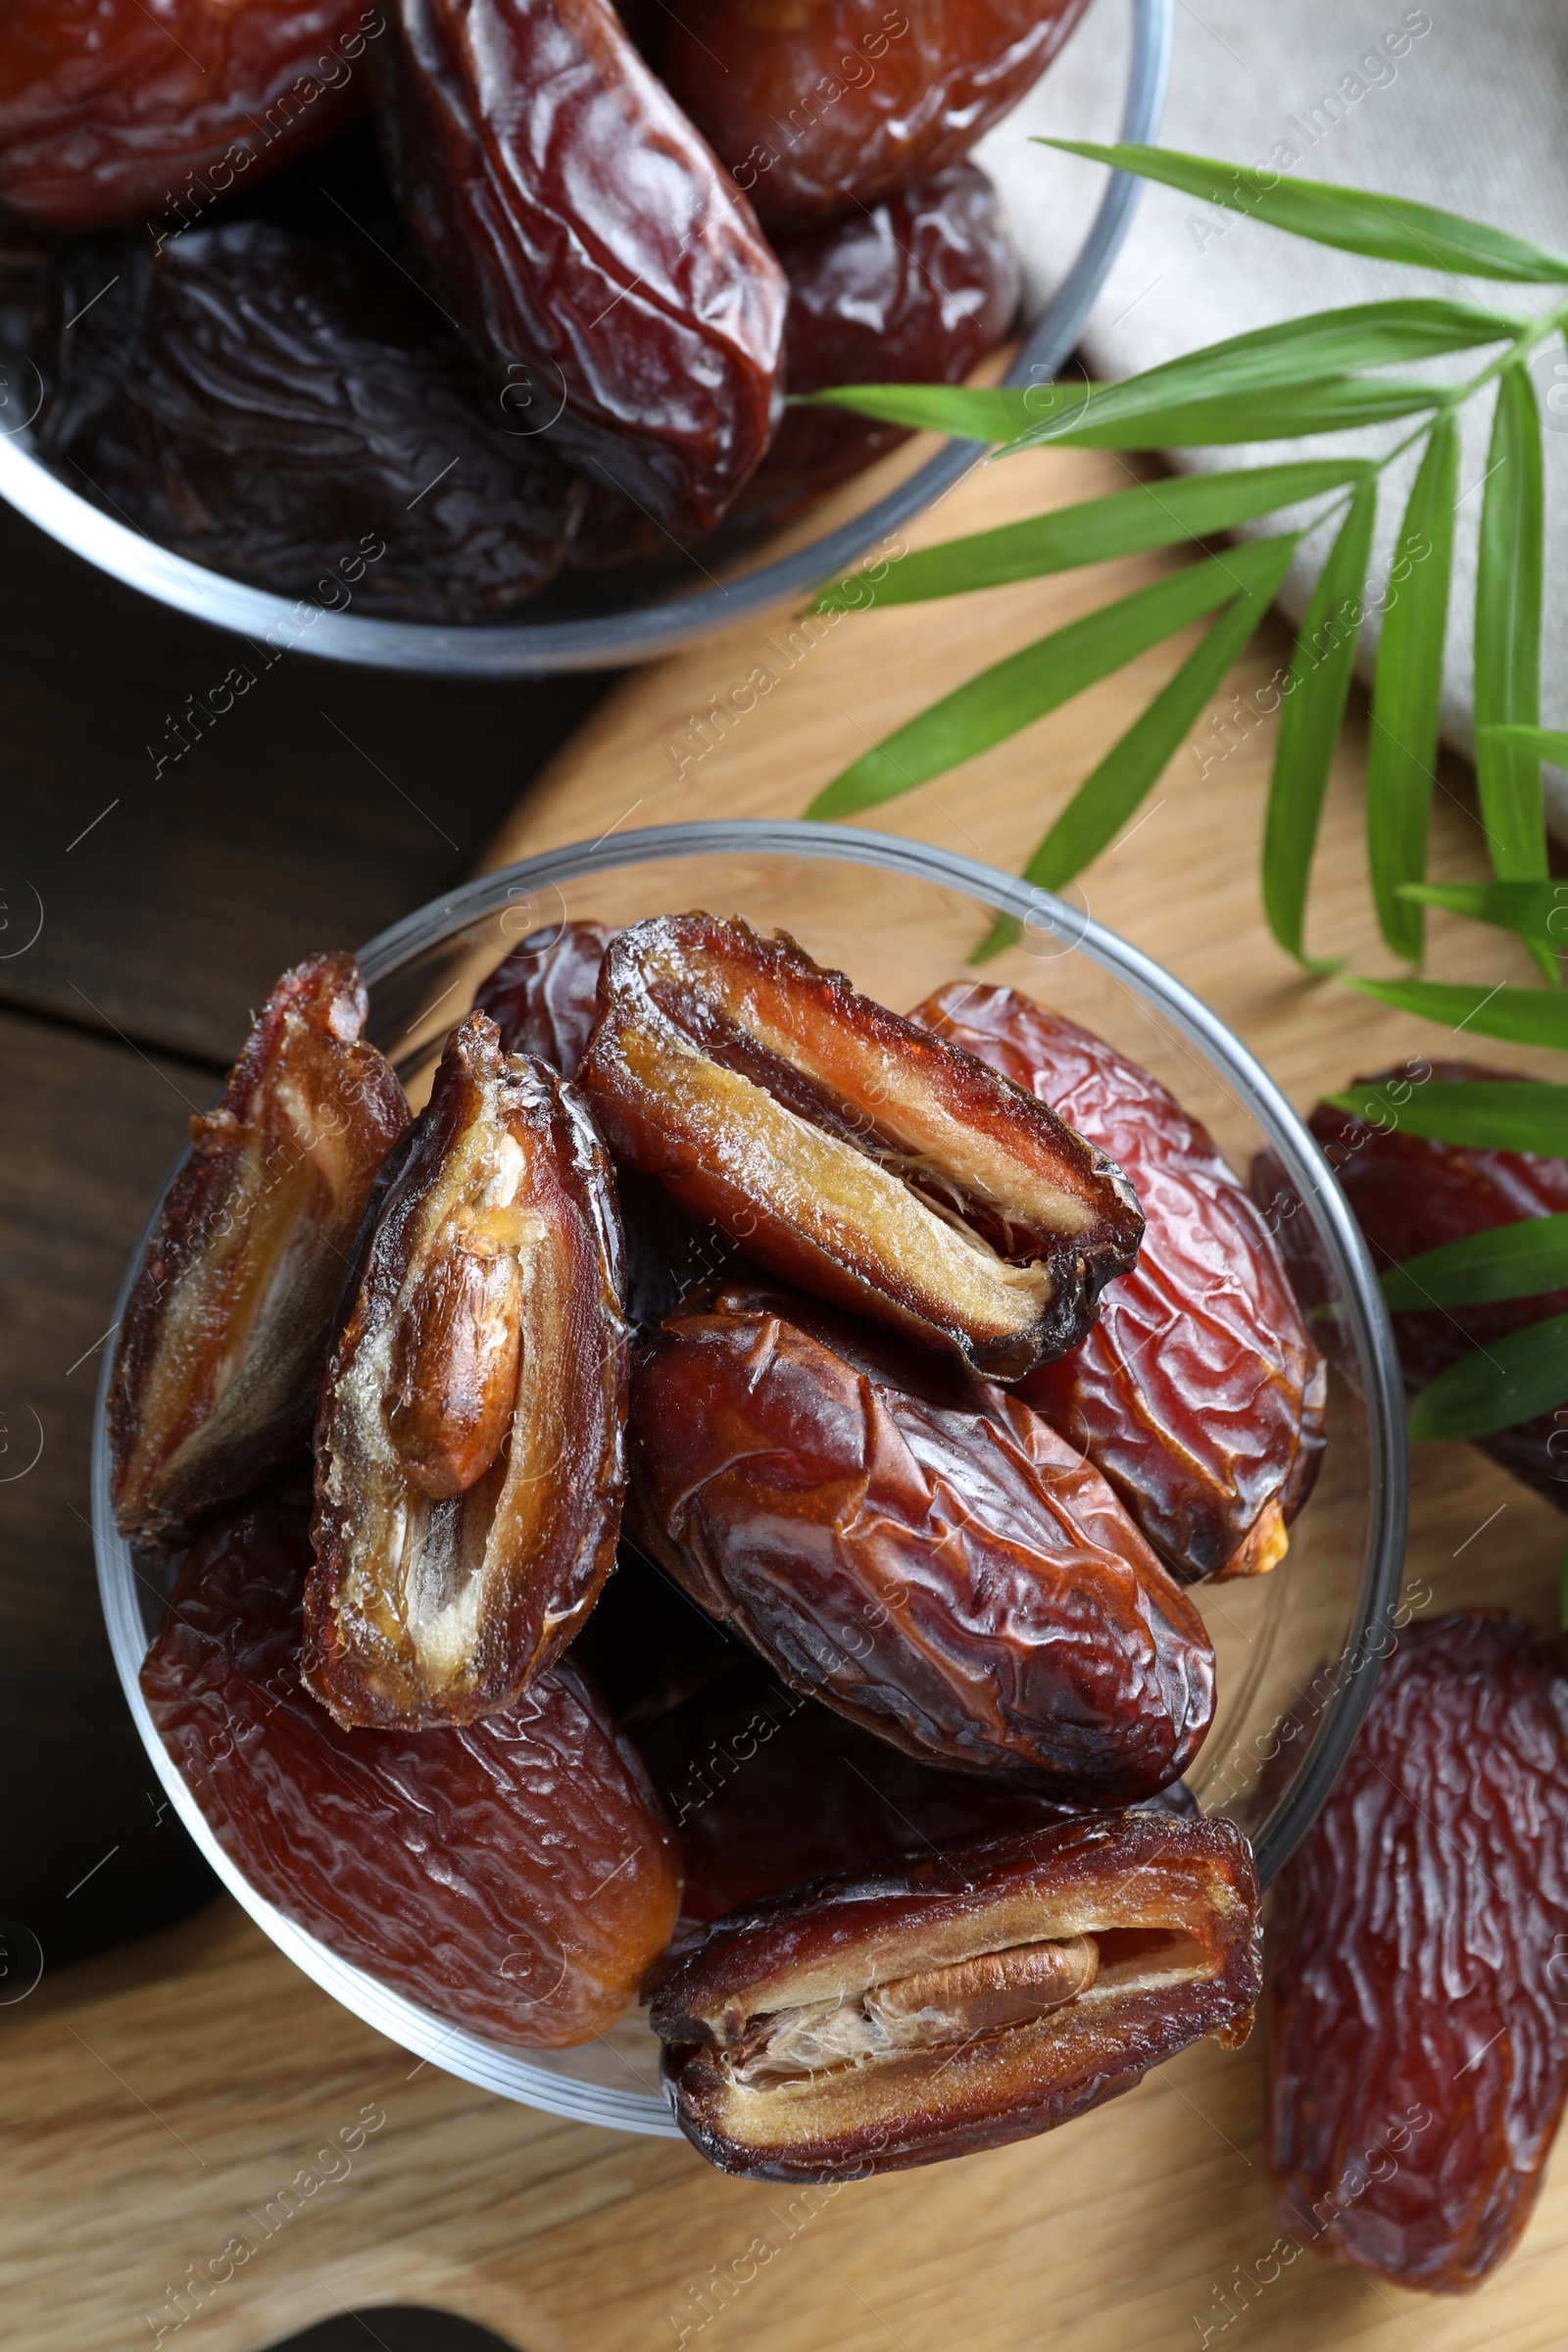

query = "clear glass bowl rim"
[0,0,1172,678]
[92,819,1407,2135]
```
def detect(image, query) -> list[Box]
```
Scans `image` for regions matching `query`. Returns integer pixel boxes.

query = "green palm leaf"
[1408,1313,1568,1442]
[1326,1079,1568,1154]
[1365,414,1458,960]
[1383,1214,1568,1309]
[1349,977,1568,1048]
[1474,365,1547,912]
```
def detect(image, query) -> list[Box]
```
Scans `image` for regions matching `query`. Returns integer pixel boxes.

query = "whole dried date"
[643,1658,1113,1923]
[109,954,407,1552]
[0,0,374,230]
[743,163,1020,520]
[913,984,1325,1581]
[308,1010,628,1729]
[649,1809,1259,2179]
[143,1505,681,2045]
[372,0,787,533]
[38,223,578,620]
[579,914,1143,1379]
[1270,1611,1568,2291]
[1293,1064,1568,1507]
[475,920,618,1080]
[629,1281,1215,1798]
[661,0,1090,230]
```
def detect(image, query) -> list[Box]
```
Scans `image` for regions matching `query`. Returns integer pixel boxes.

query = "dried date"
[1290,1064,1568,1507]
[475,920,619,1080]
[648,1809,1259,2179]
[628,1281,1215,1799]
[372,0,787,533]
[108,953,408,1553]
[143,1505,681,2045]
[745,163,1020,520]
[579,914,1143,1380]
[1270,1611,1568,2291]
[37,223,578,619]
[307,1010,628,1729]
[0,0,373,230]
[912,984,1326,1581]
[661,0,1090,230]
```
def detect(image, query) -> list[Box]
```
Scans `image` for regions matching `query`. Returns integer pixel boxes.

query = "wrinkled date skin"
[475,919,619,1081]
[1285,1064,1568,1507]
[661,0,1089,230]
[143,1506,682,2045]
[641,1658,1153,1924]
[0,0,375,230]
[38,223,578,619]
[1270,1612,1568,2291]
[580,914,1143,1380]
[914,984,1326,1581]
[308,1011,628,1729]
[648,1809,1259,2180]
[372,0,787,533]
[109,954,408,1553]
[629,1282,1215,1798]
[744,163,1020,521]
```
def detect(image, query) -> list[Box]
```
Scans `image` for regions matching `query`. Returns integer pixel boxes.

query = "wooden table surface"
[3,437,1566,2352]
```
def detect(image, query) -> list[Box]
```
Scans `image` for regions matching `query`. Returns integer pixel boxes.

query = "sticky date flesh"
[580,914,1143,1379]
[0,0,370,230]
[1270,1612,1568,2291]
[629,1282,1215,1798]
[662,0,1090,230]
[143,1506,681,2045]
[37,224,578,620]
[308,1011,628,1729]
[913,985,1325,1581]
[109,954,407,1552]
[373,0,786,534]
[649,1811,1259,2179]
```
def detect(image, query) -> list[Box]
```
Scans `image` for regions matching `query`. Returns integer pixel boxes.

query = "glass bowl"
[0,0,1170,678]
[93,821,1406,2137]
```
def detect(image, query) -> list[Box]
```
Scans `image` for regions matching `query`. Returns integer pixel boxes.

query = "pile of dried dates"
[118,912,1334,2180]
[0,0,1079,615]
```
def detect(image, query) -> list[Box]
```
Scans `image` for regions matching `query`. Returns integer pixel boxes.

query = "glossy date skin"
[109,954,408,1553]
[308,1011,628,1729]
[629,1282,1215,1799]
[143,1505,681,2045]
[1277,1063,1568,1508]
[580,914,1143,1380]
[640,1658,1195,1924]
[0,0,374,230]
[744,164,1020,520]
[372,0,787,533]
[648,1809,1259,2180]
[38,223,578,619]
[913,984,1326,1582]
[475,920,619,1080]
[662,0,1089,230]
[1270,1612,1568,2291]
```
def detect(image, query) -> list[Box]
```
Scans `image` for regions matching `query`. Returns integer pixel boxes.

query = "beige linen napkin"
[975,0,1568,837]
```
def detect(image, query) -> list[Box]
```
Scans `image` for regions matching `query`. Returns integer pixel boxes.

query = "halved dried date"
[372,0,787,533]
[579,914,1142,1379]
[648,1809,1259,2179]
[913,984,1326,1581]
[0,0,372,230]
[108,953,408,1553]
[1270,1612,1568,2291]
[628,1281,1214,1798]
[143,1505,681,2046]
[307,1010,628,1729]
[661,0,1090,230]
[745,163,1021,522]
[38,222,578,620]
[1289,1063,1568,1507]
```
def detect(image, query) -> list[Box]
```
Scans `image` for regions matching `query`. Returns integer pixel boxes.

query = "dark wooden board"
[0,502,612,1066]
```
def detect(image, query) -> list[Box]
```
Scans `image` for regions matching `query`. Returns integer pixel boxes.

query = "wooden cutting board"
[7,437,1566,2352]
